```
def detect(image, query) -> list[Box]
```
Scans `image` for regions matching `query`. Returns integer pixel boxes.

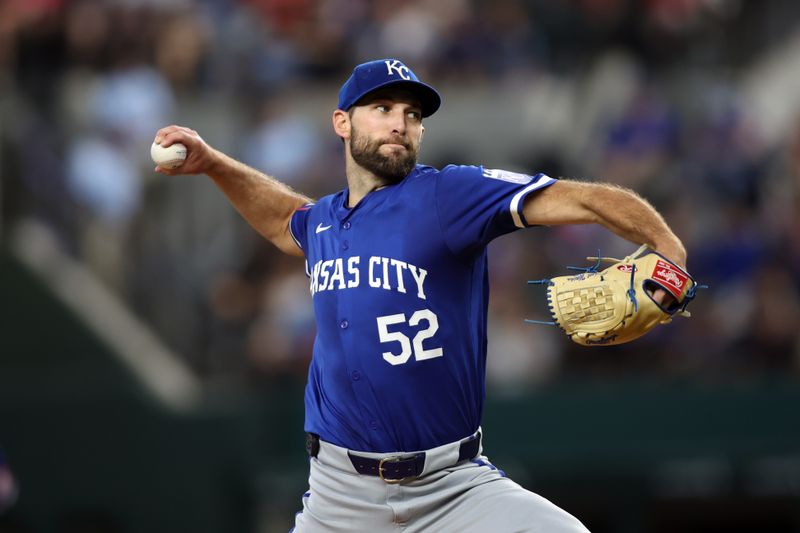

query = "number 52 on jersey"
[376,309,443,365]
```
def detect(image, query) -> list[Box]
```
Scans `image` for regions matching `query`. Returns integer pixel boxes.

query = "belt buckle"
[378,456,407,484]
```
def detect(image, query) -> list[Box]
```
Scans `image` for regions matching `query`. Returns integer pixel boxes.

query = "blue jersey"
[290,164,555,453]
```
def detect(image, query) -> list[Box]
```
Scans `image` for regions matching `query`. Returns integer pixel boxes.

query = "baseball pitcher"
[153,59,690,532]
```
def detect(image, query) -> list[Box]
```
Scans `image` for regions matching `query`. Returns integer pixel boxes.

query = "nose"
[389,108,407,136]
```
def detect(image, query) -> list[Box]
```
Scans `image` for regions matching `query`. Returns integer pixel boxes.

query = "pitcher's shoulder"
[410,163,484,181]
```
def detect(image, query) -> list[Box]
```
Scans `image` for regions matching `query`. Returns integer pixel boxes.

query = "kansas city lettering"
[310,256,427,299]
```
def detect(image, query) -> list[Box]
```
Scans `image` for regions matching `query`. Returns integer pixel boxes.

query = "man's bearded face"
[349,124,418,183]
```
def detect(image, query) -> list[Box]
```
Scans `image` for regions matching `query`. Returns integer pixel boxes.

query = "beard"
[349,126,418,183]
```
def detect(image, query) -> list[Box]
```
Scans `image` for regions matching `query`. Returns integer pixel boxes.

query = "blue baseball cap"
[338,59,441,117]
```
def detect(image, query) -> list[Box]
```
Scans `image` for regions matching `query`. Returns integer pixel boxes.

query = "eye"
[376,104,389,113]
[407,110,422,121]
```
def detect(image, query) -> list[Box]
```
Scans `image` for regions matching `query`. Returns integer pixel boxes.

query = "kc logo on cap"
[384,60,411,80]
[337,58,442,117]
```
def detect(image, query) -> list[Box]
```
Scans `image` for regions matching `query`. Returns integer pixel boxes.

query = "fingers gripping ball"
[151,141,187,169]
[529,245,699,346]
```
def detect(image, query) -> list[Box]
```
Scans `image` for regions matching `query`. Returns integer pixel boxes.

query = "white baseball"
[150,141,187,169]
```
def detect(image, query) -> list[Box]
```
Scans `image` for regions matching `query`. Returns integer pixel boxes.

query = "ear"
[332,109,351,140]
[419,125,425,144]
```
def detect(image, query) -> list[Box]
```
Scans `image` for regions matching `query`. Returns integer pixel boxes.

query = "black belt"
[306,431,481,483]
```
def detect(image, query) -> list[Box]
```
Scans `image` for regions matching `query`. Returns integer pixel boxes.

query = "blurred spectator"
[62,0,111,70]
[741,262,800,370]
[246,267,315,379]
[687,85,768,207]
[487,285,562,390]
[599,85,678,191]
[241,94,324,185]
[84,64,175,149]
[65,134,141,290]
[369,0,442,67]
[153,11,212,91]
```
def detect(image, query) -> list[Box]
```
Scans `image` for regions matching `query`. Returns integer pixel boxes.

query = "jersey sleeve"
[289,203,315,253]
[435,165,556,257]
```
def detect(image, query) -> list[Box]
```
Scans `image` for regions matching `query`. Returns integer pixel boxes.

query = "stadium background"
[1,0,799,531]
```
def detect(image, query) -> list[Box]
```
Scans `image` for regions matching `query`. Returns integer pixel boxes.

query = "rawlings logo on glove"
[527,244,700,346]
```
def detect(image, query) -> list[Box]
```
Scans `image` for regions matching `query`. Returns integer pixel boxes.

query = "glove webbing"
[525,246,642,325]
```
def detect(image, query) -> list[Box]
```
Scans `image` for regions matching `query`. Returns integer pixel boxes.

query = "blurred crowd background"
[1,0,800,530]
[4,0,800,389]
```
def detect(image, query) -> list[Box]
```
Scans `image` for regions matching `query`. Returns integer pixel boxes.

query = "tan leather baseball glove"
[528,244,699,346]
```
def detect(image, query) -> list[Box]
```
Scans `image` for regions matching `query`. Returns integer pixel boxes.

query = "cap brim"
[349,79,441,118]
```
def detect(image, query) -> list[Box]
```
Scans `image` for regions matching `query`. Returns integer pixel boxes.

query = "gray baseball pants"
[291,433,590,533]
